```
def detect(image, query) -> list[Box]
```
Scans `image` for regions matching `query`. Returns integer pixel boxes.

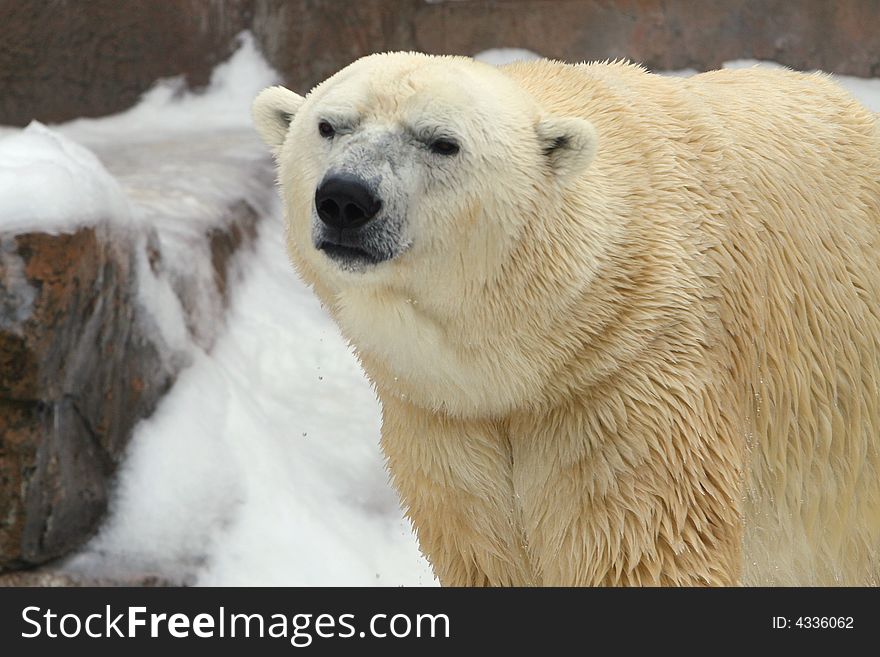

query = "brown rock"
[251,1,880,93]
[0,200,262,572]
[0,226,171,570]
[0,568,172,587]
[208,200,261,303]
[1,398,107,567]
[0,0,253,126]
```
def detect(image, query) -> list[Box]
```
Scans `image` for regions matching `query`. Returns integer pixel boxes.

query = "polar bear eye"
[318,121,336,139]
[429,139,460,156]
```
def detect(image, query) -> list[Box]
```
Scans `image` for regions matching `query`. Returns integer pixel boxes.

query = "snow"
[58,31,280,245]
[475,48,542,65]
[0,122,130,234]
[4,38,879,586]
[0,31,278,237]
[91,130,278,353]
[61,32,279,143]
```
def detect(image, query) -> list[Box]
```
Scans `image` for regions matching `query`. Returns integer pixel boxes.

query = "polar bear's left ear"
[536,116,598,179]
[252,85,306,152]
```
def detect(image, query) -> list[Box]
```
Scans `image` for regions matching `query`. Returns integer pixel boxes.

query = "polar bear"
[253,53,880,586]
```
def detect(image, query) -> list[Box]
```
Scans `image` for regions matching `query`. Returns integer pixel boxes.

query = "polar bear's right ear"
[252,86,306,151]
[536,116,598,180]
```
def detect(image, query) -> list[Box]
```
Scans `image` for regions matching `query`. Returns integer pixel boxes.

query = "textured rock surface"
[0,0,252,126]
[2,0,880,126]
[0,568,171,587]
[0,226,167,569]
[0,203,263,572]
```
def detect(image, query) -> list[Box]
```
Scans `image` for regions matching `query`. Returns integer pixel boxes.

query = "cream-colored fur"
[253,53,880,586]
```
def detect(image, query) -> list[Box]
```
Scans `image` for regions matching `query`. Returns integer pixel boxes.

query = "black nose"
[315,174,382,231]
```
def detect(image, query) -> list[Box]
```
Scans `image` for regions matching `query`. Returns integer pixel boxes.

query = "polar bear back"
[503,60,880,584]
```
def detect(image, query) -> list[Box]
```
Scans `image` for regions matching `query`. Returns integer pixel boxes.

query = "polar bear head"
[253,53,600,415]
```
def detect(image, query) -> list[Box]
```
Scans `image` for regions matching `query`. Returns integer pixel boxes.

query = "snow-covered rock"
[0,35,278,573]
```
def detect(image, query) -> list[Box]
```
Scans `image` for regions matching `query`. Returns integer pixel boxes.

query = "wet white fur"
[255,53,880,586]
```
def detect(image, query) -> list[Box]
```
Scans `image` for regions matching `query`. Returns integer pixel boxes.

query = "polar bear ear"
[536,116,598,179]
[252,85,306,151]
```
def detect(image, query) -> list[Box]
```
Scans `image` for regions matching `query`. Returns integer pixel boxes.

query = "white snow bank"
[34,32,279,353]
[58,30,280,241]
[0,31,278,238]
[0,122,130,234]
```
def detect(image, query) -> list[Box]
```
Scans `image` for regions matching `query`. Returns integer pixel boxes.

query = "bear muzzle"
[313,173,391,268]
[315,173,383,231]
